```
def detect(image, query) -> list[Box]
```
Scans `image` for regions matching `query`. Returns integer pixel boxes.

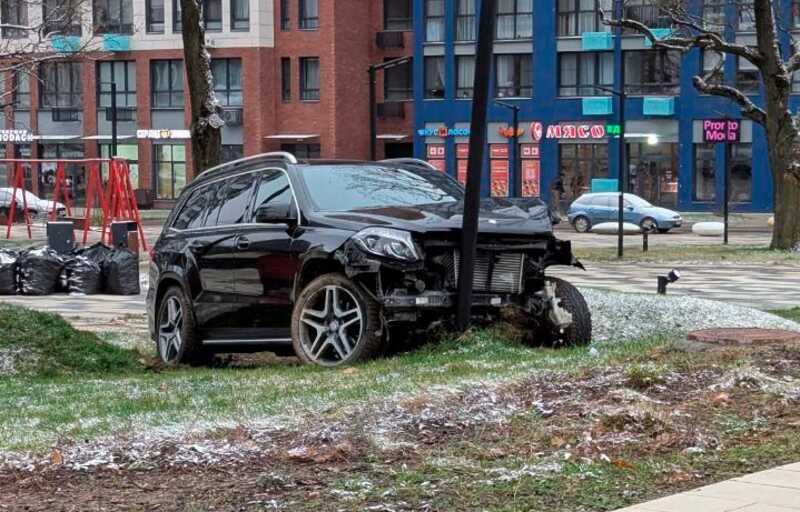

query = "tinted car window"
[216,172,258,226]
[251,170,294,219]
[203,181,226,226]
[173,186,209,230]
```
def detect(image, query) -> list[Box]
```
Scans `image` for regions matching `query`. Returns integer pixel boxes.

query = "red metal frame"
[5,162,32,239]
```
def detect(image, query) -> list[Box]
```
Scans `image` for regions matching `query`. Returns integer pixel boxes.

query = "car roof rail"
[379,158,437,171]
[195,152,299,181]
[260,151,299,164]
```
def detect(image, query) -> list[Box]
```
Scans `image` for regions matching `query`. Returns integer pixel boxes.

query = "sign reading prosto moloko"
[0,130,34,143]
[702,119,741,143]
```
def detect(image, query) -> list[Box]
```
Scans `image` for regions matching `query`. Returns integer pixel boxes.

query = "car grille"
[450,250,525,294]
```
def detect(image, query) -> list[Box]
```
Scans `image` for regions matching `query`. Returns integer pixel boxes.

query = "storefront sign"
[426,144,445,159]
[429,159,446,172]
[137,129,192,140]
[0,130,34,143]
[521,160,541,198]
[490,159,509,197]
[456,144,470,159]
[498,126,525,138]
[702,119,740,143]
[457,159,468,185]
[520,144,540,159]
[490,144,509,159]
[530,122,621,142]
[417,126,471,138]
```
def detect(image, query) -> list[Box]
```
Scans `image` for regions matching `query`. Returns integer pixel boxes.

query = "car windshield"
[624,194,653,208]
[298,165,465,211]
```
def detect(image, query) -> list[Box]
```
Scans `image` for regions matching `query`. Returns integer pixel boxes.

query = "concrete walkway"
[615,463,800,511]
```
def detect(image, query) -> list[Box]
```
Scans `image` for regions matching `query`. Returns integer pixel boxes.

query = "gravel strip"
[582,288,800,343]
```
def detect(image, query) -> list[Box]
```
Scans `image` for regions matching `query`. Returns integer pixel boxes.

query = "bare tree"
[179,0,223,174]
[605,0,800,251]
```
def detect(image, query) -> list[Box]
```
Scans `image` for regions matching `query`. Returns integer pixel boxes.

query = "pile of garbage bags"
[0,243,140,296]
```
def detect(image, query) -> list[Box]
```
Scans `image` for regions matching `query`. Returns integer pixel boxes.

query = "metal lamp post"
[99,81,119,157]
[495,99,520,196]
[367,56,412,161]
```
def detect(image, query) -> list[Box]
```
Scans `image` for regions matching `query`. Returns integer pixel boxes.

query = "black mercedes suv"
[147,152,591,367]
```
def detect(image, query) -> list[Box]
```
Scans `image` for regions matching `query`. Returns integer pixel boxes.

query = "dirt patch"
[688,328,800,346]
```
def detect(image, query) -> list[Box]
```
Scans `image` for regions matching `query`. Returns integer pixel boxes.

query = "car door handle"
[188,240,209,252]
[236,236,250,251]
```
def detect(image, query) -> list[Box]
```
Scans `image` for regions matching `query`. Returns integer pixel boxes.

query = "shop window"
[93,0,133,34]
[151,59,184,109]
[794,0,800,29]
[1,0,27,38]
[280,0,290,29]
[39,144,85,200]
[495,54,532,98]
[146,0,164,33]
[559,144,609,202]
[384,0,411,31]
[729,143,753,202]
[496,0,532,40]
[231,0,249,31]
[13,71,30,109]
[694,144,715,202]
[43,0,82,36]
[425,56,445,99]
[628,142,679,208]
[425,0,445,42]
[281,58,291,101]
[456,56,475,98]
[623,0,671,29]
[558,52,613,97]
[97,61,137,108]
[100,144,139,187]
[300,57,320,101]
[40,62,82,109]
[736,56,760,94]
[737,0,755,31]
[703,0,726,29]
[623,50,680,95]
[280,143,320,159]
[299,0,318,29]
[155,144,187,200]
[212,58,243,106]
[221,144,244,163]
[455,0,476,41]
[384,58,412,101]
[557,0,611,37]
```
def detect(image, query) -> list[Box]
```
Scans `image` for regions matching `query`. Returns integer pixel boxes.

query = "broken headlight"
[352,227,420,262]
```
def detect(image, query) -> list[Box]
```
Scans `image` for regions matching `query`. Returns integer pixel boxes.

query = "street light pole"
[110,82,118,157]
[495,100,520,196]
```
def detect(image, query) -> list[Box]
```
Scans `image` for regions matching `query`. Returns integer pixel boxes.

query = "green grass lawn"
[574,243,800,265]
[773,307,800,322]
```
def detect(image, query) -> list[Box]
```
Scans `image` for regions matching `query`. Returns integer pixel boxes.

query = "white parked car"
[0,188,67,218]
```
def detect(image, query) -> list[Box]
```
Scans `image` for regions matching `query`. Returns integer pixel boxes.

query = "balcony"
[377,102,405,119]
[376,31,405,49]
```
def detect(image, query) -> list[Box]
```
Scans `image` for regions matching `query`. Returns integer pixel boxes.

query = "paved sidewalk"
[614,462,800,511]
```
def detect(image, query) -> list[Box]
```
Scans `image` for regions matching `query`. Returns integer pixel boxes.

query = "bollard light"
[657,269,681,295]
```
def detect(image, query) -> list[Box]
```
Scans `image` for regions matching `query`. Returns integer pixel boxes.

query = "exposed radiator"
[452,250,524,294]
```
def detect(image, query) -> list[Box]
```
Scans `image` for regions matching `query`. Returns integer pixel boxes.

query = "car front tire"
[292,273,384,367]
[156,286,204,367]
[541,277,592,347]
[640,217,658,233]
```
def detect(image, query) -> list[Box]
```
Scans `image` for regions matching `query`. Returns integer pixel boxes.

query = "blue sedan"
[567,193,683,233]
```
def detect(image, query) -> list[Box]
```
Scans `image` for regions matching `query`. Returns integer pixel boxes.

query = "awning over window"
[264,134,320,140]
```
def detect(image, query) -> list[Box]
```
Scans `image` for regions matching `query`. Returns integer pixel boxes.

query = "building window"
[281,0,290,29]
[694,144,715,202]
[623,50,681,95]
[221,145,244,163]
[456,56,475,98]
[623,0,671,29]
[558,52,613,96]
[40,62,82,109]
[737,0,755,31]
[151,59,184,109]
[737,56,760,93]
[98,61,136,108]
[628,143,679,207]
[146,0,164,32]
[701,51,724,85]
[43,0,82,36]
[703,0,726,29]
[424,56,445,99]
[173,0,182,32]
[384,59,412,101]
[281,58,291,101]
[12,71,30,109]
[212,58,243,106]
[299,0,318,29]
[794,0,800,28]
[93,0,133,34]
[425,0,445,42]
[1,0,27,39]
[300,57,320,101]
[384,0,411,31]
[729,143,752,202]
[793,71,800,93]
[204,0,222,31]
[281,143,320,158]
[100,144,139,186]
[231,0,249,30]
[456,0,476,41]
[495,54,532,98]
[560,144,609,201]
[155,144,187,200]
[496,0,532,40]
[557,0,611,37]
[39,144,85,199]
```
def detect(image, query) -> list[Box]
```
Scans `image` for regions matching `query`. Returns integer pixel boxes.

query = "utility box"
[111,221,137,249]
[46,221,75,254]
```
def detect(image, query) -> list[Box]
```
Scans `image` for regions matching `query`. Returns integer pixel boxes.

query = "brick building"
[0,0,414,207]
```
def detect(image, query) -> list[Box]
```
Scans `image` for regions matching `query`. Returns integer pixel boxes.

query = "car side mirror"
[255,203,297,226]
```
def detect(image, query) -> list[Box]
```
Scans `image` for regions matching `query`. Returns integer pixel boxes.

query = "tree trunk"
[770,153,800,251]
[180,0,223,174]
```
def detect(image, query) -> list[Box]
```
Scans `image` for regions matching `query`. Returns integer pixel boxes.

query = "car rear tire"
[541,277,592,347]
[156,286,204,367]
[573,215,591,233]
[640,217,657,233]
[292,273,384,367]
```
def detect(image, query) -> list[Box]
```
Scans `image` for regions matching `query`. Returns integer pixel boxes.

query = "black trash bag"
[76,242,113,266]
[18,247,65,295]
[65,255,103,295]
[0,249,18,295]
[104,248,140,295]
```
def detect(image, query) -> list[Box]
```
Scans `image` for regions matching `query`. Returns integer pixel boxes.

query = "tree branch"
[692,75,766,125]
